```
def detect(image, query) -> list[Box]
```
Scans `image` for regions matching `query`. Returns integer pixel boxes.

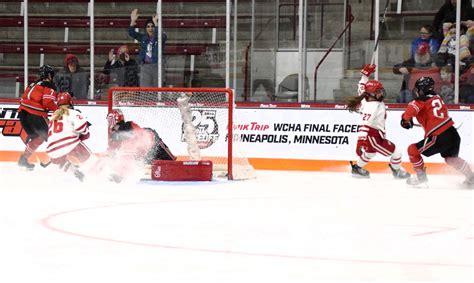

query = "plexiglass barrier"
[0,0,471,104]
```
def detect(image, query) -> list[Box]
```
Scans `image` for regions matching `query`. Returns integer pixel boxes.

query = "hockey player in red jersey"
[101,109,176,182]
[401,76,474,188]
[46,92,91,181]
[17,65,58,170]
[347,64,410,179]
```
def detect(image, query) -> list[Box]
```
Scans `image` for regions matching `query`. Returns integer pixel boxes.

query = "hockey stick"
[414,121,463,130]
[35,155,51,168]
[40,160,51,168]
[370,0,391,65]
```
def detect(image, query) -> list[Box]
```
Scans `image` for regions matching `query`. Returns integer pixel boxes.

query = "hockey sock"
[357,152,375,168]
[23,137,44,159]
[408,144,424,172]
[69,142,92,163]
[389,148,402,170]
[445,157,473,177]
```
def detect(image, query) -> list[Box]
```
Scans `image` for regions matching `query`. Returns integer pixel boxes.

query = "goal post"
[107,87,255,180]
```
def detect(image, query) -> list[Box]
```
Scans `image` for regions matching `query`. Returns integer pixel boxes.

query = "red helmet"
[364,80,384,94]
[57,92,73,106]
[107,109,124,128]
[364,80,386,101]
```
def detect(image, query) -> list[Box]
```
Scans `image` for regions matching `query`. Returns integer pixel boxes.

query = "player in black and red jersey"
[17,65,58,170]
[400,76,474,188]
[106,109,176,163]
[98,109,176,182]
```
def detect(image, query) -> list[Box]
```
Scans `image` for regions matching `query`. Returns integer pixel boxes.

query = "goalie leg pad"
[151,160,213,181]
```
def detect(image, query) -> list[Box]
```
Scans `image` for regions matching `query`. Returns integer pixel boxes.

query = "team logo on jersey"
[181,109,219,149]
[0,107,28,143]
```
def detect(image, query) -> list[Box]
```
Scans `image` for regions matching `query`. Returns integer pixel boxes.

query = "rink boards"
[1,100,473,173]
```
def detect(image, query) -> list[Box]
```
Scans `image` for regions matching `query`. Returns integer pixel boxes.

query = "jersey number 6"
[48,120,64,136]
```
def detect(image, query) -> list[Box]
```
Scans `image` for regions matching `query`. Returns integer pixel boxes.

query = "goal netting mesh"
[108,87,256,180]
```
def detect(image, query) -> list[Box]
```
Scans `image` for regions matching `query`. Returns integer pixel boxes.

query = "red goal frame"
[108,87,236,180]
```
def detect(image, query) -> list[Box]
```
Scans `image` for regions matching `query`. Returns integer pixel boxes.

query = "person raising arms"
[347,64,410,180]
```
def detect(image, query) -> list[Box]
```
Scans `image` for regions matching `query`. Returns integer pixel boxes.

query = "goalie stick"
[370,0,391,65]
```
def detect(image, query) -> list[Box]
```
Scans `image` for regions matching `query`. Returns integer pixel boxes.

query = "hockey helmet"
[414,76,435,98]
[57,92,73,106]
[107,109,124,128]
[364,80,386,101]
[39,64,55,80]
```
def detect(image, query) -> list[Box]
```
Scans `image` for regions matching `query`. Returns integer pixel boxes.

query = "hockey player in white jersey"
[45,92,91,181]
[346,64,410,179]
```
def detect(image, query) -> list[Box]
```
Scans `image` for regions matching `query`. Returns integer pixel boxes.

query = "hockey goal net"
[108,87,256,180]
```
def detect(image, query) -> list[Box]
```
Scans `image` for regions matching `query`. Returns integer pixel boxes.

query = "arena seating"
[0,16,226,29]
[0,0,230,96]
[0,42,217,56]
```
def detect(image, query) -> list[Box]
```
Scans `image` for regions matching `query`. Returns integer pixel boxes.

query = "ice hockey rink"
[0,162,472,283]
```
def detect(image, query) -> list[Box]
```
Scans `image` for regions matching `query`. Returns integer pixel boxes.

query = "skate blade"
[18,166,35,171]
[352,174,370,179]
[394,174,411,180]
[407,183,429,189]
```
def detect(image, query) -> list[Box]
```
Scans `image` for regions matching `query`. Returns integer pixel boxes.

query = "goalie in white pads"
[346,64,410,179]
[45,92,91,181]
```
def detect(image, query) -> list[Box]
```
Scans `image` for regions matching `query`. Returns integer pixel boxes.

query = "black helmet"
[414,76,435,98]
[39,64,55,80]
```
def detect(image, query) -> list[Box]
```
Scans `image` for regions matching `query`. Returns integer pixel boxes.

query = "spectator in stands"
[439,65,455,104]
[460,61,474,103]
[103,45,139,87]
[54,54,89,100]
[432,0,474,43]
[436,22,471,66]
[128,8,167,87]
[393,42,441,103]
[464,20,474,40]
[410,25,440,59]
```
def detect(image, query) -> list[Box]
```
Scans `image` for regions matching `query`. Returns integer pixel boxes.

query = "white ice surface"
[0,162,472,283]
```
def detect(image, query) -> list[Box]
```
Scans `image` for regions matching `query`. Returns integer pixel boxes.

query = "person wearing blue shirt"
[128,8,167,87]
[410,25,440,59]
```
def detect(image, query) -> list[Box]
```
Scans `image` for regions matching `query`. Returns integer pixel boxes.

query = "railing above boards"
[0,16,226,29]
[0,42,217,55]
[278,2,346,46]
[314,4,354,101]
[0,0,228,2]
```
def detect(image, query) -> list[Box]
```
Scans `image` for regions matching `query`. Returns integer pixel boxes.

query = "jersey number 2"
[432,98,445,118]
[48,120,64,136]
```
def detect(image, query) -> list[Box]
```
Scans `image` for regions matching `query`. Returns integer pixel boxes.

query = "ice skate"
[350,161,370,178]
[406,170,428,188]
[388,164,410,179]
[17,154,35,171]
[109,174,123,183]
[73,168,85,182]
[463,175,474,188]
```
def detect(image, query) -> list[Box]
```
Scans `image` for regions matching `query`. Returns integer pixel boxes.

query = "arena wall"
[1,101,472,174]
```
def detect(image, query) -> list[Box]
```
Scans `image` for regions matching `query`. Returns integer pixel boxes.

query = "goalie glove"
[400,118,414,129]
[360,64,376,77]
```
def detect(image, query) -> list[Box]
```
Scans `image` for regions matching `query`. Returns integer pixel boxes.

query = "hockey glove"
[356,138,369,156]
[400,118,414,129]
[360,64,376,77]
[79,132,90,141]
